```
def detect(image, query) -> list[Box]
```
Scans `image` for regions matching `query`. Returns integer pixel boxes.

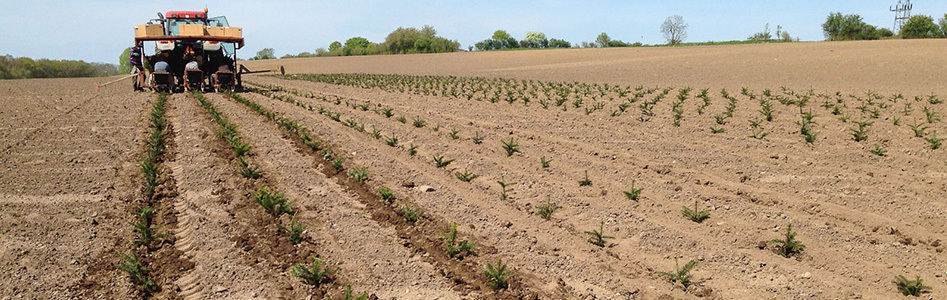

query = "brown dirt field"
[1,40,945,300]
[243,39,947,96]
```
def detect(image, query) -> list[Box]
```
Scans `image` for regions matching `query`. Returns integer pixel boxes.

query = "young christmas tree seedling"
[253,186,295,221]
[578,170,592,186]
[710,126,725,134]
[407,144,418,156]
[455,168,478,182]
[926,135,943,149]
[540,156,551,168]
[585,220,613,247]
[378,187,395,203]
[502,138,520,156]
[869,145,888,156]
[441,222,475,258]
[768,224,805,258]
[116,251,157,291]
[331,157,346,172]
[655,258,698,290]
[278,213,306,245]
[484,258,514,290]
[624,181,643,201]
[396,116,406,124]
[402,203,423,223]
[385,135,398,147]
[892,275,931,296]
[347,167,369,181]
[449,129,460,139]
[412,117,427,128]
[433,155,454,168]
[471,132,484,144]
[535,196,561,220]
[681,199,710,223]
[291,256,331,286]
[911,121,928,137]
[497,176,516,201]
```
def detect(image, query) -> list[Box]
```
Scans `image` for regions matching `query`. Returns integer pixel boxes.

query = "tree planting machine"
[132,8,283,93]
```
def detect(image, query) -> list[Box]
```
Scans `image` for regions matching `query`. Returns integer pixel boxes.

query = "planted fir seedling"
[768,224,805,258]
[331,157,346,172]
[116,251,158,291]
[396,116,407,124]
[585,220,613,247]
[278,213,306,245]
[347,167,369,181]
[441,222,475,258]
[370,127,382,139]
[892,275,931,296]
[402,203,423,223]
[433,155,454,168]
[497,176,516,201]
[407,144,418,156]
[655,258,698,290]
[535,196,561,220]
[237,157,262,179]
[291,256,331,286]
[254,186,295,220]
[502,138,520,156]
[378,187,395,203]
[851,121,872,142]
[412,117,427,128]
[925,135,943,149]
[540,156,551,168]
[869,145,888,156]
[455,168,478,182]
[449,129,460,139]
[578,170,592,187]
[385,135,399,147]
[911,122,928,137]
[710,126,725,134]
[131,206,166,247]
[432,123,440,131]
[624,181,643,201]
[471,132,484,144]
[484,258,514,290]
[380,107,394,118]
[681,199,710,223]
[329,285,369,300]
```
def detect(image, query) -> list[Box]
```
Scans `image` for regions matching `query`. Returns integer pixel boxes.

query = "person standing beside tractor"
[130,42,144,90]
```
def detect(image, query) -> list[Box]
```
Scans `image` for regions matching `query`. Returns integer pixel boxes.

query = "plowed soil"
[2,39,946,300]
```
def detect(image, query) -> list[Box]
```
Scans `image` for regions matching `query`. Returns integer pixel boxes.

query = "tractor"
[132,8,282,93]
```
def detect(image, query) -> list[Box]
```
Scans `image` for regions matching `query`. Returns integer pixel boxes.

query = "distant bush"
[900,15,943,39]
[822,12,890,41]
[0,54,119,79]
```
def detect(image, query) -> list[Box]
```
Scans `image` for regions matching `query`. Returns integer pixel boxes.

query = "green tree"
[343,37,371,55]
[595,32,611,48]
[492,30,511,41]
[329,41,342,52]
[522,31,548,48]
[900,15,941,39]
[118,47,131,74]
[940,14,947,37]
[748,23,772,41]
[253,48,275,60]
[548,38,571,48]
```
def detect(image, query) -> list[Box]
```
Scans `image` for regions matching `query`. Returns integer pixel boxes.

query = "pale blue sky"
[1,1,945,64]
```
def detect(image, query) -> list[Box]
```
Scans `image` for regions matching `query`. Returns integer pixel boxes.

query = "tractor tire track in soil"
[244,75,947,299]
[205,91,489,299]
[166,92,289,298]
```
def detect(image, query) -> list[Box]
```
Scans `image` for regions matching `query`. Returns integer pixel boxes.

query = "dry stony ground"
[0,39,944,300]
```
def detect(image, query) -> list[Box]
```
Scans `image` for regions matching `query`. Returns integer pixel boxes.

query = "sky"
[2,1,946,64]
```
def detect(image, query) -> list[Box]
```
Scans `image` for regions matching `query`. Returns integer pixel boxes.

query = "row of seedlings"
[192,91,364,298]
[225,89,524,294]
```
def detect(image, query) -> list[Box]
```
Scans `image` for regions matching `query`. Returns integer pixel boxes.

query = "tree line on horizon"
[823,12,947,40]
[0,55,119,80]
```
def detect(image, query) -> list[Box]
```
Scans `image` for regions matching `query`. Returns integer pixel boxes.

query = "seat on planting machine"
[152,71,174,93]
